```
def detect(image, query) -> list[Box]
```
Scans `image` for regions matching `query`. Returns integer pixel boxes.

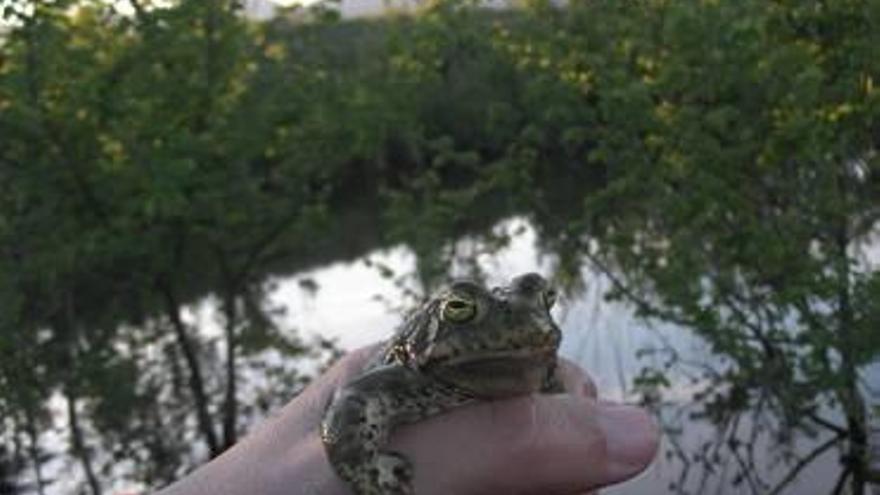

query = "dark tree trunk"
[64,391,102,495]
[24,409,46,495]
[158,280,220,457]
[221,290,239,449]
[833,170,867,495]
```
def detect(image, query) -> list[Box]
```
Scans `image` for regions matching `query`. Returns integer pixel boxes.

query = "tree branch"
[157,278,220,457]
[807,412,849,437]
[767,435,842,495]
[581,250,699,329]
[831,465,852,495]
[64,389,102,495]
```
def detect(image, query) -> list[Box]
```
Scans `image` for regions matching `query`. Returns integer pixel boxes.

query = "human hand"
[157,346,658,495]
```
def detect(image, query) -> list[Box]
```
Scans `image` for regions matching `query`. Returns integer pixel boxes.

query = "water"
[271,217,846,494]
[26,217,857,494]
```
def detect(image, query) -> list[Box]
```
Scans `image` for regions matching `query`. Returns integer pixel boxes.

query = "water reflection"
[271,217,847,494]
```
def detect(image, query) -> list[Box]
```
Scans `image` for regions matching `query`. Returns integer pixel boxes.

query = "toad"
[321,273,563,494]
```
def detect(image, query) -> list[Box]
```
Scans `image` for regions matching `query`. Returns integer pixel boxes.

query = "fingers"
[391,395,659,495]
[281,345,381,438]
[293,348,600,443]
[322,349,598,400]
[286,347,656,494]
[556,358,598,398]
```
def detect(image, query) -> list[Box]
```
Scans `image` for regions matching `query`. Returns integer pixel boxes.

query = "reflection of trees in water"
[552,253,859,494]
[398,219,875,494]
[573,228,879,495]
[434,214,878,495]
[630,334,844,495]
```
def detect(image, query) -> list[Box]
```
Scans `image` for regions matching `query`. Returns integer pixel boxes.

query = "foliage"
[492,1,880,493]
[0,0,878,494]
[0,1,337,491]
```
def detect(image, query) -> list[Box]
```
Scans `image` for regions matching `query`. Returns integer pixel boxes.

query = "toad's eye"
[442,297,477,323]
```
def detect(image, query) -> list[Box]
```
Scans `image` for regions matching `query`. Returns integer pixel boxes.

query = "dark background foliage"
[0,0,878,493]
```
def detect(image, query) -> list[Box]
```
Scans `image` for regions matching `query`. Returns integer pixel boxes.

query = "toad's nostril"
[512,273,548,293]
[543,288,558,310]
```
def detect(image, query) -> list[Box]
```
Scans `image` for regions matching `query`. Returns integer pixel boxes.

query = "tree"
[0,0,336,490]
[497,1,880,493]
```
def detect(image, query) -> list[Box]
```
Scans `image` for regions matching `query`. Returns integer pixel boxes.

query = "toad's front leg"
[321,366,471,495]
[321,387,412,494]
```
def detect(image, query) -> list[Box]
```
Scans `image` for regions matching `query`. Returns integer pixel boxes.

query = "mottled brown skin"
[321,273,563,495]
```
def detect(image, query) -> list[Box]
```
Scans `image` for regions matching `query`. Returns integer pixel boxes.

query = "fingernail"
[596,404,659,479]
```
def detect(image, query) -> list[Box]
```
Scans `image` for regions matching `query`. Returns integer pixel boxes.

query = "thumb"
[392,395,659,495]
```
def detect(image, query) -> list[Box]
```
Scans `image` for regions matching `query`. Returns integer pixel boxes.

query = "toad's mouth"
[424,347,558,398]
[432,347,557,368]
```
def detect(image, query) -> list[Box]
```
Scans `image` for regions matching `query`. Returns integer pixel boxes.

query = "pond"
[271,217,864,494]
[27,216,875,495]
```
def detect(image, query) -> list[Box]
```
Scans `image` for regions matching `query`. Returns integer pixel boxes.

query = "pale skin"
[156,346,659,495]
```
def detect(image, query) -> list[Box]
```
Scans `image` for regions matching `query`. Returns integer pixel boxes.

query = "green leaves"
[0,0,341,490]
[508,0,879,490]
[1,0,878,492]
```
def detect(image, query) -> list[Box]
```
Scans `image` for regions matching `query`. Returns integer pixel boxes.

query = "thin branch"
[581,250,698,329]
[214,248,239,450]
[24,407,46,495]
[767,435,842,495]
[729,439,762,495]
[229,206,314,288]
[830,465,852,495]
[64,390,102,495]
[744,392,772,491]
[807,412,849,437]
